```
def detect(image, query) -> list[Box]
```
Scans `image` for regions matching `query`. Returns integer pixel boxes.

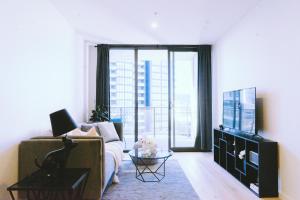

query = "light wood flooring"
[124,152,280,200]
[174,152,280,200]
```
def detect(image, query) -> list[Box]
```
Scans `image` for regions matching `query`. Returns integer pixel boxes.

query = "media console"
[213,129,278,197]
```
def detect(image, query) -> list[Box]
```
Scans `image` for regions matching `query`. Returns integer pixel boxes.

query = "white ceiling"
[50,0,261,44]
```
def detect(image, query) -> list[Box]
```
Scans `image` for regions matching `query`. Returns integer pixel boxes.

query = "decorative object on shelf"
[250,183,259,194]
[219,124,224,130]
[35,109,78,177]
[238,149,247,172]
[249,151,259,166]
[89,105,110,122]
[133,136,157,157]
[238,150,246,160]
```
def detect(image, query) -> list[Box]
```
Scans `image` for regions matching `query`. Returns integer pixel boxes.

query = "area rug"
[102,159,200,200]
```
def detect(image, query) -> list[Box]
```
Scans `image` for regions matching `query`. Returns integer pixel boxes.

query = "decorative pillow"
[81,123,101,135]
[66,128,82,136]
[81,124,94,132]
[85,127,99,136]
[67,127,99,137]
[97,122,120,143]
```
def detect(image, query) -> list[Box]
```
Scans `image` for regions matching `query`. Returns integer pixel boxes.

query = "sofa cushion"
[104,152,115,189]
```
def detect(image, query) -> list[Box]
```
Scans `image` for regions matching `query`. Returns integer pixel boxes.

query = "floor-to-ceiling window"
[109,50,135,150]
[108,47,199,151]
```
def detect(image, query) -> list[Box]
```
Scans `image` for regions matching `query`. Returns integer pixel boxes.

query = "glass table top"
[7,168,90,190]
[129,149,173,159]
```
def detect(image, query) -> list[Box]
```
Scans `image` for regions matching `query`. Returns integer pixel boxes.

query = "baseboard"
[279,191,294,200]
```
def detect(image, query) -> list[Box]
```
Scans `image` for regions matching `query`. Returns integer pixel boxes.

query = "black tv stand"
[213,129,278,198]
[251,134,262,139]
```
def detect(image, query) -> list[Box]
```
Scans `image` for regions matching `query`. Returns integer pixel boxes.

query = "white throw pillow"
[67,127,99,137]
[66,128,82,136]
[97,122,120,143]
[85,127,99,136]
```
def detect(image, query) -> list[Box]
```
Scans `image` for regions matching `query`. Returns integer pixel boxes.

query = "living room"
[0,0,299,199]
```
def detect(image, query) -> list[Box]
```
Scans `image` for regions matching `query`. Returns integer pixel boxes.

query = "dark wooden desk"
[7,168,90,200]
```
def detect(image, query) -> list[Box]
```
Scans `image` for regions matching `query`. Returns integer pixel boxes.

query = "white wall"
[213,0,300,199]
[0,0,85,198]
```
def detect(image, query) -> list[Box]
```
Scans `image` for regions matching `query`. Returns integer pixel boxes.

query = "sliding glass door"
[169,51,198,150]
[109,47,199,151]
[137,50,169,149]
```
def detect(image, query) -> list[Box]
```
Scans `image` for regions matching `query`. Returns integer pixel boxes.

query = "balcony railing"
[110,106,194,137]
[110,106,196,150]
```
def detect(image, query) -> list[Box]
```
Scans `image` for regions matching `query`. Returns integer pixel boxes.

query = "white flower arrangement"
[133,135,158,157]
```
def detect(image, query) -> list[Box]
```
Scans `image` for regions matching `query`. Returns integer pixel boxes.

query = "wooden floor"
[174,152,280,200]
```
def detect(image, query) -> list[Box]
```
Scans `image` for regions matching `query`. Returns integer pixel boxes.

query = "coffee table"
[129,149,173,182]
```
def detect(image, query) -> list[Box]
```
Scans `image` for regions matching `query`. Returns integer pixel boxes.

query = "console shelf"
[213,129,278,198]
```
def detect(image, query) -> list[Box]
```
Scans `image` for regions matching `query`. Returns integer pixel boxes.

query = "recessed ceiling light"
[151,22,158,29]
[150,11,159,29]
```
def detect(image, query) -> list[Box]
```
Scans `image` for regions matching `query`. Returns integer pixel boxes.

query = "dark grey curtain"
[195,45,212,151]
[96,44,110,116]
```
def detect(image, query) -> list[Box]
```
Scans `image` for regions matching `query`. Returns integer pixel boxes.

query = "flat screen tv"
[223,87,256,134]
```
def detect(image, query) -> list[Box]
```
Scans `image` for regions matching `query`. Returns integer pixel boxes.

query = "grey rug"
[103,159,200,200]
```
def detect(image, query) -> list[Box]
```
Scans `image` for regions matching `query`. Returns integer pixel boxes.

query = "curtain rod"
[94,44,211,49]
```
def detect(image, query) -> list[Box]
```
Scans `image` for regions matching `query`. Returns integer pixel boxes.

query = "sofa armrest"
[113,122,123,141]
[19,137,105,200]
[31,135,102,140]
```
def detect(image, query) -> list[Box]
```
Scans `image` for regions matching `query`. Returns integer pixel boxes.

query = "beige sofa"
[19,122,123,200]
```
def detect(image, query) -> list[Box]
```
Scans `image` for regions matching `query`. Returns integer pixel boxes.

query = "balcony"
[110,106,196,150]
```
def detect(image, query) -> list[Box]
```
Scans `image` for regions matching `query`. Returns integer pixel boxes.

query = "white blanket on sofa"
[105,141,124,183]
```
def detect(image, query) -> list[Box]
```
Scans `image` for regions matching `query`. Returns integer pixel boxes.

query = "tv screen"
[223,87,256,134]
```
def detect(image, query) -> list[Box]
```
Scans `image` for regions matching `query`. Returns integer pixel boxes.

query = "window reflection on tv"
[223,87,256,134]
